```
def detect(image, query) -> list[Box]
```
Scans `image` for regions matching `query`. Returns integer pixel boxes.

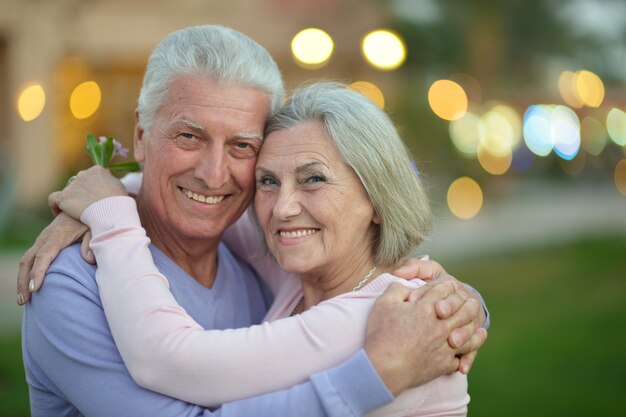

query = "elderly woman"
[40,82,471,416]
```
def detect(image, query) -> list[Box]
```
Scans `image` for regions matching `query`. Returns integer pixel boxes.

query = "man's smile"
[180,187,227,205]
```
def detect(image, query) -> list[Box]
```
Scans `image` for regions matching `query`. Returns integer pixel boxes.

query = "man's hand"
[393,257,488,374]
[17,213,93,305]
[364,280,487,396]
[49,166,128,220]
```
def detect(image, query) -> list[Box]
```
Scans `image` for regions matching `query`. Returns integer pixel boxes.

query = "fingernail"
[17,293,24,305]
[28,280,35,292]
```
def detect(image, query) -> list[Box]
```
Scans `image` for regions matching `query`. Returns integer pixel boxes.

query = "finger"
[445,297,480,332]
[418,278,460,305]
[378,282,413,303]
[29,241,62,293]
[448,320,477,348]
[17,248,36,305]
[48,191,63,216]
[455,328,488,357]
[434,292,467,319]
[457,351,477,374]
[80,230,96,264]
[392,258,442,281]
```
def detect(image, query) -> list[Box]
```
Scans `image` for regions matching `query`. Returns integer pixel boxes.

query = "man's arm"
[23,250,392,417]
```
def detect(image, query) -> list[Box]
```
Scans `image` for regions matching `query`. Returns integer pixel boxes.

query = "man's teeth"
[279,229,318,238]
[182,188,225,204]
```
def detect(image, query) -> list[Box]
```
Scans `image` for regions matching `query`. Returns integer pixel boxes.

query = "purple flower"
[112,139,129,158]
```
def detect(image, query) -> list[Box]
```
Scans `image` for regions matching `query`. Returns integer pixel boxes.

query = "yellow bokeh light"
[349,81,385,108]
[447,176,483,220]
[70,81,101,120]
[576,70,604,108]
[291,28,334,68]
[615,159,626,197]
[558,70,584,108]
[450,112,482,156]
[477,145,512,175]
[607,108,626,146]
[362,30,406,71]
[580,116,607,156]
[17,84,46,122]
[428,80,468,121]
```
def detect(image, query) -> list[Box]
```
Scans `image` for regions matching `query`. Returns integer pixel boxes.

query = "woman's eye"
[305,175,326,184]
[257,176,277,186]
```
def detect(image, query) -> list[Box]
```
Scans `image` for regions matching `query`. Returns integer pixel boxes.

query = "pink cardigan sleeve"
[81,197,382,407]
[82,197,468,415]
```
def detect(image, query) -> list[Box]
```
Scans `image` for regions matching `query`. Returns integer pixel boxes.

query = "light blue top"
[22,243,392,417]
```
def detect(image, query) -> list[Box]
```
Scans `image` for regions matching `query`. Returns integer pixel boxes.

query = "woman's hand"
[392,256,444,282]
[17,213,93,305]
[49,166,128,220]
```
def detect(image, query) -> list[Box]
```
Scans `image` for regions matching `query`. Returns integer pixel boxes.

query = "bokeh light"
[481,104,522,157]
[523,105,555,156]
[447,176,483,220]
[552,106,581,160]
[558,70,604,108]
[478,145,512,175]
[361,29,406,70]
[606,108,626,146]
[615,159,626,196]
[523,104,580,159]
[450,111,482,155]
[580,116,607,156]
[348,81,385,108]
[576,70,604,108]
[17,84,46,122]
[558,71,584,108]
[291,28,334,68]
[428,80,468,121]
[70,81,101,120]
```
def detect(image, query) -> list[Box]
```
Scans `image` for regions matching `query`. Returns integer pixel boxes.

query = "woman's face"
[254,120,379,277]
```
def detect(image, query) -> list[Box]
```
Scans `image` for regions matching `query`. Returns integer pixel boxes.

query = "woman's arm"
[84,197,398,408]
[222,209,287,296]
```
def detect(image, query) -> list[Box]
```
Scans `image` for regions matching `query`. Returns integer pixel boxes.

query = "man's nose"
[194,147,228,189]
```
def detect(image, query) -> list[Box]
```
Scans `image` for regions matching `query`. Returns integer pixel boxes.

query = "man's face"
[134,75,271,244]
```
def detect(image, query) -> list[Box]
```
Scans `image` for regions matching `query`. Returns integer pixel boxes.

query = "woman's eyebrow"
[296,161,324,174]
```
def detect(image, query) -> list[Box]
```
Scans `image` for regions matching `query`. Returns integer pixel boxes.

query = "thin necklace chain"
[352,266,377,291]
[291,266,377,316]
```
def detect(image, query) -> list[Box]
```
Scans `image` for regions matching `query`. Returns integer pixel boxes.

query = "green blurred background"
[1,0,625,415]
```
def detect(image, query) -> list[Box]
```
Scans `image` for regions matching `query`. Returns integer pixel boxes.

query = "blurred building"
[1,0,395,209]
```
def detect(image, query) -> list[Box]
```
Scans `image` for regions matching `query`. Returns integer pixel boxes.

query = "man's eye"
[180,133,195,140]
[236,142,250,149]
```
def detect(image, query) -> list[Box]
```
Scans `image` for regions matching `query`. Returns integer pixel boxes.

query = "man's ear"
[134,110,146,163]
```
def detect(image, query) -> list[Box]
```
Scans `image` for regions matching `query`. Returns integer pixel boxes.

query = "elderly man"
[19,25,487,417]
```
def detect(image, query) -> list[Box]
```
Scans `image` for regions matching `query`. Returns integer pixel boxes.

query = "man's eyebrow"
[235,132,263,141]
[180,119,205,131]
